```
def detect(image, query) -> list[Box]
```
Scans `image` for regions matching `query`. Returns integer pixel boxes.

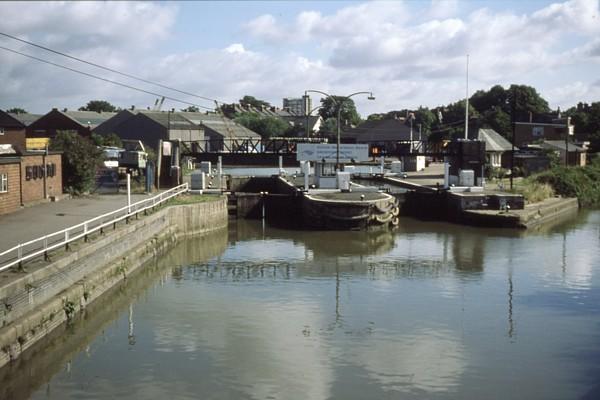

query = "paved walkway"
[0,193,153,253]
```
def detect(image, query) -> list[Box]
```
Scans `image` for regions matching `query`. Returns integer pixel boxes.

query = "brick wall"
[0,162,21,215]
[20,154,63,204]
[0,128,26,149]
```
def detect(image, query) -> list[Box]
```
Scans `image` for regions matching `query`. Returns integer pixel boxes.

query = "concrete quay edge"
[0,196,228,368]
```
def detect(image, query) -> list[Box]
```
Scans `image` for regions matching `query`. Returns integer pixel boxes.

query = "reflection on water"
[351,328,466,394]
[1,212,600,399]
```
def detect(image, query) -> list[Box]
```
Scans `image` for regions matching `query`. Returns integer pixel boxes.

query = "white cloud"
[224,43,246,54]
[0,1,177,49]
[545,81,600,108]
[0,1,598,116]
[243,14,284,43]
[427,0,459,20]
[0,1,177,112]
[532,0,600,35]
[244,1,407,45]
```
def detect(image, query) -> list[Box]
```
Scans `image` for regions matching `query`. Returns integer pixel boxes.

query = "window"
[0,173,7,193]
[0,128,5,136]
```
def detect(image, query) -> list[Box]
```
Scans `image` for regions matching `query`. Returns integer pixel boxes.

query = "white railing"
[0,183,189,272]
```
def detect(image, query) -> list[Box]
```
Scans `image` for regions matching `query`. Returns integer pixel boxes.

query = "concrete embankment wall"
[0,196,227,368]
[462,197,579,229]
[401,191,579,229]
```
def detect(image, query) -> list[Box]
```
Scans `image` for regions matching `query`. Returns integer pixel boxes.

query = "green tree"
[181,106,200,112]
[50,131,104,194]
[78,100,117,112]
[366,114,383,121]
[318,118,339,136]
[90,133,123,148]
[318,96,362,127]
[506,84,550,121]
[413,107,436,137]
[470,85,507,114]
[6,107,27,114]
[240,95,271,108]
[480,107,512,137]
[434,101,479,139]
[234,112,291,139]
[567,101,600,152]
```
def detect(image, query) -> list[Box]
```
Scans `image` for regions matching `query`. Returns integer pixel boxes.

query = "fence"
[0,183,189,272]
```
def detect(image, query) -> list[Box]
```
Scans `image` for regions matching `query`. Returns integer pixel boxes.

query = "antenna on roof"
[153,97,165,111]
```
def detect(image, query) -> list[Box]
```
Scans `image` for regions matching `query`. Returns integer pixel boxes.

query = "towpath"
[0,193,153,253]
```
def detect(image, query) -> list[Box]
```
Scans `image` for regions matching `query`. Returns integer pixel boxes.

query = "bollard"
[218,156,223,191]
[304,161,310,191]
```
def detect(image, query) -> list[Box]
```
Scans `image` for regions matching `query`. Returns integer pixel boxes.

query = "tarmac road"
[0,193,153,253]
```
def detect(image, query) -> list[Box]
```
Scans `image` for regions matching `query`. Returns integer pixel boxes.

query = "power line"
[0,31,220,105]
[0,45,214,110]
[341,118,466,133]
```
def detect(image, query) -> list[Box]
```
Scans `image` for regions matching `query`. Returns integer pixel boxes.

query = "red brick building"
[0,148,62,215]
[0,110,27,150]
[514,118,574,147]
[0,156,21,215]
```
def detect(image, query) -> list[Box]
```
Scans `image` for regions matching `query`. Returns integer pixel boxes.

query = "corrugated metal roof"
[62,111,117,128]
[137,111,199,130]
[8,112,42,126]
[179,112,261,139]
[93,109,135,135]
[478,128,514,152]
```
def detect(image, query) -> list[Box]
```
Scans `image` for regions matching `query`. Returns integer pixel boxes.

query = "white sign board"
[297,143,369,162]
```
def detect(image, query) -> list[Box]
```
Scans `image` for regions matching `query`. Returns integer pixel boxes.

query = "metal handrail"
[0,183,189,272]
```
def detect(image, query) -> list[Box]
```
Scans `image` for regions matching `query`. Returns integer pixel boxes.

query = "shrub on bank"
[531,157,600,207]
[518,181,554,204]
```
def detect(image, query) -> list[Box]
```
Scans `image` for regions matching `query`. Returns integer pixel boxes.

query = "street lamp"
[305,104,325,138]
[305,89,375,170]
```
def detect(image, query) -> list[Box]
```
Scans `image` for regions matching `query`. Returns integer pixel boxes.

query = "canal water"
[2,211,600,400]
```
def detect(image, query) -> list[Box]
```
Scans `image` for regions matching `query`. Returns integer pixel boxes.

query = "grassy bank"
[524,157,600,207]
[167,194,221,206]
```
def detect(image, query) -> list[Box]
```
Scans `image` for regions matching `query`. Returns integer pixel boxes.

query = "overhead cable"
[0,45,213,110]
[0,31,220,105]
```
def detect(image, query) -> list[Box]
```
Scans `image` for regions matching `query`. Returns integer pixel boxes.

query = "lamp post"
[305,104,326,138]
[305,90,375,170]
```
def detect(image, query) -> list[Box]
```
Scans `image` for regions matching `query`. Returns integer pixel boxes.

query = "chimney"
[63,108,68,112]
[130,105,135,111]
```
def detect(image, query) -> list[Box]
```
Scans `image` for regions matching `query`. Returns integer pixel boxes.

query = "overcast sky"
[0,0,599,117]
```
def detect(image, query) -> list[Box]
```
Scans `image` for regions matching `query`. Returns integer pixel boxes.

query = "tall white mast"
[465,54,469,140]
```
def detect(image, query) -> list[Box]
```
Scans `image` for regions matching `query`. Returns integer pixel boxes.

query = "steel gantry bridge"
[180,137,484,160]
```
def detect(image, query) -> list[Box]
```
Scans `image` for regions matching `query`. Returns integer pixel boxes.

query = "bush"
[50,131,104,194]
[485,166,508,179]
[519,181,554,203]
[532,163,600,207]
